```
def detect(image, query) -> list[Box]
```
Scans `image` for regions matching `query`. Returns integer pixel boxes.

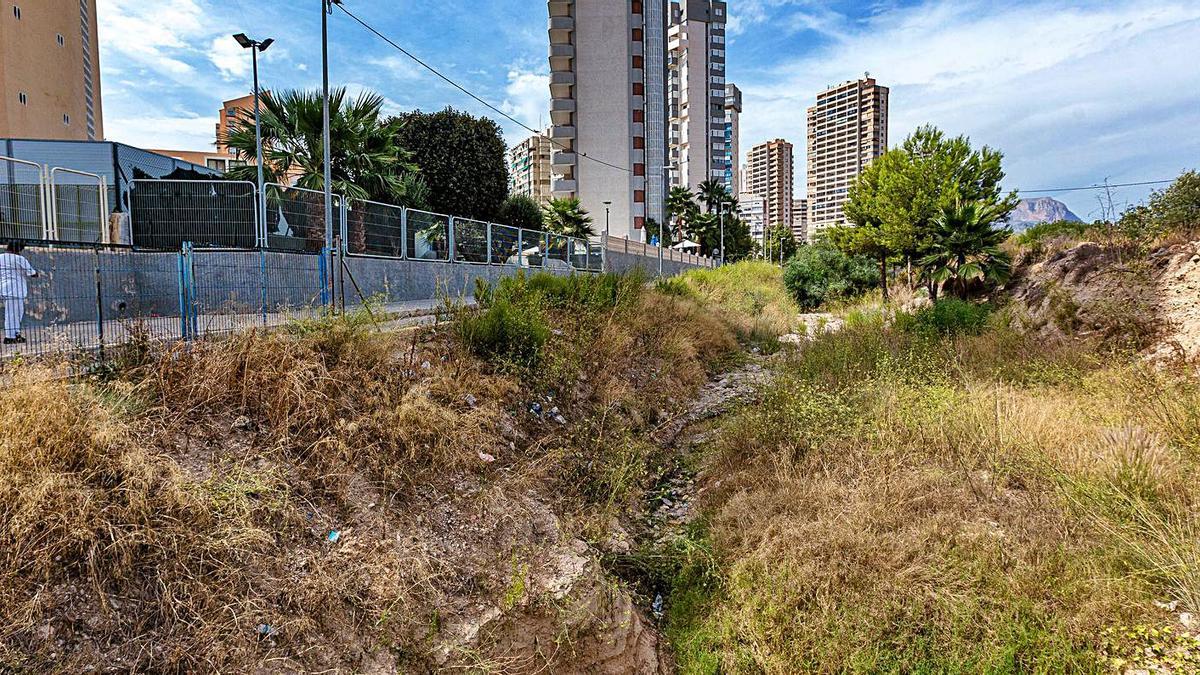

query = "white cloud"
[103,114,217,152]
[209,36,250,80]
[735,0,1200,213]
[500,68,550,143]
[97,0,209,80]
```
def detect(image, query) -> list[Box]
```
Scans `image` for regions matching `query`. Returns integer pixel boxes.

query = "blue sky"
[97,0,1200,218]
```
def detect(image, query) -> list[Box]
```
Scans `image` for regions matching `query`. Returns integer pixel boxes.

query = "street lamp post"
[602,200,611,272]
[233,33,274,245]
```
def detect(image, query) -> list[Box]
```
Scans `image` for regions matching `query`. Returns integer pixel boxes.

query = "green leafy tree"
[542,197,595,238]
[783,243,879,310]
[496,195,545,231]
[393,107,509,220]
[1149,170,1200,230]
[839,124,1019,298]
[919,200,1013,300]
[762,223,798,263]
[224,88,426,205]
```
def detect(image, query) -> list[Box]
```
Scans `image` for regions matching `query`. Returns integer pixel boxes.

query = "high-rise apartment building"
[744,139,794,230]
[508,131,554,203]
[667,0,728,193]
[723,83,741,193]
[547,0,670,241]
[791,198,808,242]
[806,76,889,233]
[1,0,104,140]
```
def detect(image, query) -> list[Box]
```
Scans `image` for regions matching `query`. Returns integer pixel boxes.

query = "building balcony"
[549,71,575,99]
[549,98,576,125]
[547,0,571,18]
[548,124,576,140]
[548,15,574,44]
[552,178,577,194]
[550,151,577,167]
[549,43,575,71]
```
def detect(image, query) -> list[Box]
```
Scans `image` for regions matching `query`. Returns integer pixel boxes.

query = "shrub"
[1014,220,1092,248]
[456,297,549,369]
[783,244,878,311]
[901,299,993,336]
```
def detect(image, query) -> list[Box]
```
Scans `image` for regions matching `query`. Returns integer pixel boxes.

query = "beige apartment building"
[791,197,808,242]
[548,0,671,240]
[1,0,103,141]
[509,131,553,203]
[806,76,888,233]
[744,139,794,231]
[667,0,729,194]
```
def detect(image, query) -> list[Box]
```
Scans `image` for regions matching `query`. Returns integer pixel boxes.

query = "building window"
[632,28,642,41]
[12,5,20,19]
[63,114,70,125]
[634,163,645,176]
[17,92,27,105]
[634,191,645,203]
[632,55,643,69]
[633,136,645,149]
[633,82,644,96]
[635,217,645,229]
[632,0,642,13]
[57,33,65,46]
[632,109,644,123]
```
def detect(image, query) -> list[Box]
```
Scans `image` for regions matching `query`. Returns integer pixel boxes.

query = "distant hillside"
[1006,197,1082,232]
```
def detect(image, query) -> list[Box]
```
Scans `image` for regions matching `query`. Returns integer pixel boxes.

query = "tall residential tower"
[667,0,729,193]
[723,82,742,193]
[1,0,104,140]
[806,76,889,234]
[547,0,670,241]
[744,139,794,231]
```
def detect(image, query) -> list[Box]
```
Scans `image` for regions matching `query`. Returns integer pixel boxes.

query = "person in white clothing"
[0,241,39,344]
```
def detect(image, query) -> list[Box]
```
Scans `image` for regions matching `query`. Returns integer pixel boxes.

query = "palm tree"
[224,88,426,206]
[697,179,729,214]
[919,200,1013,300]
[542,197,595,238]
[666,185,698,242]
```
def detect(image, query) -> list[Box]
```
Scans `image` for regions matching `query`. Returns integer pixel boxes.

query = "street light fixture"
[232,33,273,244]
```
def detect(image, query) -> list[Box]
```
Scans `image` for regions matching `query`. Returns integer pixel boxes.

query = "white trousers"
[2,296,24,339]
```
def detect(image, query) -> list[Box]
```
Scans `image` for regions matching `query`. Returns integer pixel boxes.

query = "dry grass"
[672,261,798,346]
[669,313,1200,672]
[0,269,753,672]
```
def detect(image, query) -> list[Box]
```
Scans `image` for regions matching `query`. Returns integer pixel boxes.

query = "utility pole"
[602,200,611,272]
[321,0,339,250]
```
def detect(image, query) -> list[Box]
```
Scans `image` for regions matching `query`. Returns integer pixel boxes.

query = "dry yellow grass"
[671,317,1200,672]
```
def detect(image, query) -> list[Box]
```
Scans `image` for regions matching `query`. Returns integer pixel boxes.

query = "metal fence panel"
[516,229,544,268]
[569,237,589,270]
[346,199,405,258]
[491,223,520,265]
[588,242,604,272]
[453,218,489,264]
[406,210,450,261]
[50,168,106,244]
[0,156,47,241]
[546,234,570,269]
[186,248,326,338]
[266,183,340,252]
[131,179,258,250]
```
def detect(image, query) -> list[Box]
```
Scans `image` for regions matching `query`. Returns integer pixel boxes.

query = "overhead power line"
[1018,179,1174,195]
[332,3,632,175]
